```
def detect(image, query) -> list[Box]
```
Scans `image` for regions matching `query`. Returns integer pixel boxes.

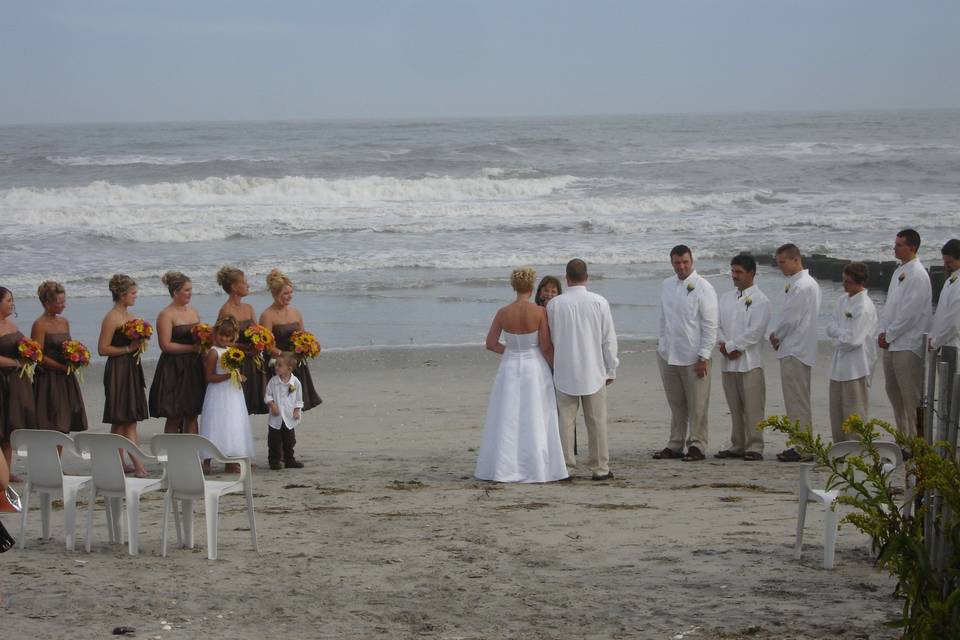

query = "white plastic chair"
[150,434,258,560]
[795,441,903,569]
[74,433,171,556]
[11,430,91,551]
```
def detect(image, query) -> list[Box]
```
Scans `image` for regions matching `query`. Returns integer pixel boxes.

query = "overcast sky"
[1,0,958,124]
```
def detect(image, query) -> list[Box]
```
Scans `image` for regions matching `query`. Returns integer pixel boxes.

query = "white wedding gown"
[474,330,568,483]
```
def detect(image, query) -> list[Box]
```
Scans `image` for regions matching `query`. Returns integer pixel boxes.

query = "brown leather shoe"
[682,446,706,462]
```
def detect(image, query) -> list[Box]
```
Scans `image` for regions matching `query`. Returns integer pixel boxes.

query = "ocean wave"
[0,173,579,211]
[44,154,280,167]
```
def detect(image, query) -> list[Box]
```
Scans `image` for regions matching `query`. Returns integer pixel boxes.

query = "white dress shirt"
[547,285,619,396]
[657,270,718,366]
[825,290,878,382]
[880,258,932,356]
[770,269,821,366]
[717,284,770,373]
[930,271,960,350]
[264,373,304,429]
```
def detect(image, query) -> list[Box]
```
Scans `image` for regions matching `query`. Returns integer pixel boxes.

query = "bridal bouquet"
[221,346,245,388]
[17,337,43,382]
[290,330,320,364]
[122,318,153,363]
[191,323,214,352]
[243,323,275,368]
[62,339,91,382]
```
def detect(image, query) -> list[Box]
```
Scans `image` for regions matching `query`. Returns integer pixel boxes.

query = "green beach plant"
[760,414,960,639]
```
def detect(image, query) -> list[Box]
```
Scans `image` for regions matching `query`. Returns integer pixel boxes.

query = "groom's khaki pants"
[721,368,765,455]
[658,355,711,452]
[829,377,869,443]
[556,386,609,476]
[883,349,922,439]
[779,356,812,429]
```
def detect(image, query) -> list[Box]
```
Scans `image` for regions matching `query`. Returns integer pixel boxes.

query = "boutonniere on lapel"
[898,272,906,283]
[844,311,853,319]
[951,274,958,285]
[686,281,695,295]
[287,383,296,395]
[784,283,791,294]
[744,296,753,310]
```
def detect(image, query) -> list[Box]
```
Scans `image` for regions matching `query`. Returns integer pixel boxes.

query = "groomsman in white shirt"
[878,229,932,439]
[715,254,770,461]
[547,259,619,480]
[930,239,960,381]
[825,262,878,442]
[653,245,718,462]
[768,243,821,462]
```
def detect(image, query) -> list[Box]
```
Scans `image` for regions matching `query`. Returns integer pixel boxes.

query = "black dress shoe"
[591,472,615,481]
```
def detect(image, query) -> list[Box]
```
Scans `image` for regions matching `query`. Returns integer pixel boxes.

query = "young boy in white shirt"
[264,352,305,470]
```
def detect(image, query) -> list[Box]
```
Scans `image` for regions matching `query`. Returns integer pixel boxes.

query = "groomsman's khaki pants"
[721,368,765,455]
[829,377,869,443]
[556,386,609,476]
[658,355,711,453]
[883,350,922,439]
[779,356,812,428]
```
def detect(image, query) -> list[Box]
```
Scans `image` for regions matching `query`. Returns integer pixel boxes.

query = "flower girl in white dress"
[474,267,568,483]
[200,316,254,474]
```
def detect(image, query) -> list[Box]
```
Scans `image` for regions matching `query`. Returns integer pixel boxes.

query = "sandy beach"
[2,340,902,639]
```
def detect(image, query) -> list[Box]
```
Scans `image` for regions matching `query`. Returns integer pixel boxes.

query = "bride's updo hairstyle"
[37,280,65,306]
[266,269,293,296]
[510,267,536,294]
[161,271,190,297]
[109,274,137,302]
[216,266,245,294]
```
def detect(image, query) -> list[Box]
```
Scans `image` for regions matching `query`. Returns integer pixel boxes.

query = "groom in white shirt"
[878,228,932,439]
[547,259,619,480]
[715,254,770,461]
[653,245,718,462]
[769,243,821,462]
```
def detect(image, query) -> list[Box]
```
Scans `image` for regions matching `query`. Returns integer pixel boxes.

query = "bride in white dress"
[474,267,568,483]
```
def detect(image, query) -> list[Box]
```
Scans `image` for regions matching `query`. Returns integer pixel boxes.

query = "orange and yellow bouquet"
[16,337,43,382]
[290,330,320,364]
[62,339,92,382]
[243,323,275,368]
[122,318,153,363]
[220,346,245,388]
[191,323,214,352]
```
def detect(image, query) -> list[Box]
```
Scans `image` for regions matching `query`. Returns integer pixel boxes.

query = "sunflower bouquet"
[290,330,320,364]
[17,337,43,382]
[191,323,214,352]
[243,323,275,368]
[221,346,245,388]
[62,339,91,382]
[121,318,153,363]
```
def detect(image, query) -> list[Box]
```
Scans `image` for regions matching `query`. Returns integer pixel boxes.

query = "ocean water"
[2,111,959,353]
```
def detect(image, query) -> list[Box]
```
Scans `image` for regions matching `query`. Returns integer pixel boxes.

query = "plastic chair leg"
[823,508,839,569]
[111,497,123,544]
[85,486,97,552]
[205,493,220,560]
[181,499,194,549]
[126,488,140,556]
[17,482,31,549]
[172,499,183,547]
[794,490,808,560]
[40,492,52,540]
[63,485,81,551]
[160,492,172,557]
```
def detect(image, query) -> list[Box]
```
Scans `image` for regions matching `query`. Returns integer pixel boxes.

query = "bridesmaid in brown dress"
[216,266,267,415]
[31,281,88,433]
[148,271,205,434]
[0,286,36,481]
[97,274,149,476]
[259,269,322,411]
